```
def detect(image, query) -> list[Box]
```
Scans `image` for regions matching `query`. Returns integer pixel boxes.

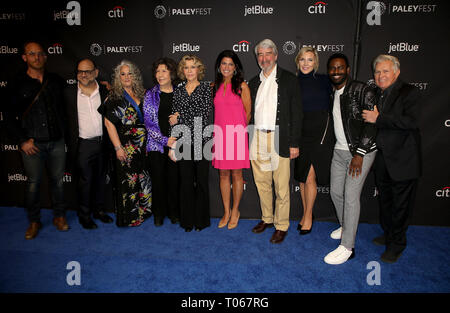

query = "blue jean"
[21,138,66,222]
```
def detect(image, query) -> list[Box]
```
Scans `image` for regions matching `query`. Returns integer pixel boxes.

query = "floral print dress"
[102,96,152,227]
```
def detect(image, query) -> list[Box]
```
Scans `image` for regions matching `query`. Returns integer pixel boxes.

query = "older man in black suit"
[64,58,113,229]
[362,54,421,263]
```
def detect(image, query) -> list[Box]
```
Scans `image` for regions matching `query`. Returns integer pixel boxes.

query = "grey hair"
[373,54,400,73]
[254,39,278,56]
[110,60,145,100]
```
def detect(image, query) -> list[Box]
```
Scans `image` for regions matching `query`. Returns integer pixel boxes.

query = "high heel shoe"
[218,211,231,228]
[299,222,313,235]
[228,211,240,230]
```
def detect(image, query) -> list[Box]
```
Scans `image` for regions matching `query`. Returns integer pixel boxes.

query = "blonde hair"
[110,60,145,100]
[295,47,319,73]
[177,54,205,81]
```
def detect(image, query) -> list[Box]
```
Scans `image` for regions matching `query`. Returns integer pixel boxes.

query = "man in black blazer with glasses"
[64,58,113,229]
[362,54,422,263]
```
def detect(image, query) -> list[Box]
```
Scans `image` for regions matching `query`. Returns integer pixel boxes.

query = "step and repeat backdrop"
[0,1,449,226]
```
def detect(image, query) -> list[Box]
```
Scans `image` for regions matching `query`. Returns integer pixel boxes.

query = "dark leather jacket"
[5,71,66,144]
[332,79,377,157]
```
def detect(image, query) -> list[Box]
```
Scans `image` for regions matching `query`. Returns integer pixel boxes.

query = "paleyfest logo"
[154,5,211,18]
[90,43,143,56]
[367,2,438,25]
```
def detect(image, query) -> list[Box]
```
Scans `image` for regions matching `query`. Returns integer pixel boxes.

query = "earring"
[233,70,237,75]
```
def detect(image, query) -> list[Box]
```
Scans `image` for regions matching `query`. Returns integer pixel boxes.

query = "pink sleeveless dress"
[212,83,250,169]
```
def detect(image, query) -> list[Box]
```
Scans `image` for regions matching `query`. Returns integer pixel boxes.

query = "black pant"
[178,156,210,230]
[148,148,179,222]
[374,152,418,253]
[77,138,106,221]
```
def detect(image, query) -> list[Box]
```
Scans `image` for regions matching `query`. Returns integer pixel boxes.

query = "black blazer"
[63,82,109,170]
[248,66,303,158]
[375,79,422,181]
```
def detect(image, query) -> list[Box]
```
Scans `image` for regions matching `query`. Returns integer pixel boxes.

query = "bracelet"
[114,145,123,151]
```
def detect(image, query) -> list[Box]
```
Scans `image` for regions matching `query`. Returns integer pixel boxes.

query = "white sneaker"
[330,227,342,240]
[324,245,355,265]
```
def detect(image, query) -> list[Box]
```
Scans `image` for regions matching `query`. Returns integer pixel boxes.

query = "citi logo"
[308,1,327,14]
[48,43,63,54]
[388,42,419,53]
[108,6,124,18]
[233,40,250,53]
[172,42,200,54]
[244,5,274,16]
[436,187,450,198]
[0,45,18,54]
[63,173,72,183]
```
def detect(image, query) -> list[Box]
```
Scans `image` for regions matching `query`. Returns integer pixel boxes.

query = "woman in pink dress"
[212,50,251,229]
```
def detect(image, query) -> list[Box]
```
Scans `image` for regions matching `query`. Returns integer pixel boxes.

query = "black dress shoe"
[170,217,180,224]
[185,227,193,232]
[79,218,98,229]
[93,211,113,223]
[381,248,403,263]
[372,235,386,246]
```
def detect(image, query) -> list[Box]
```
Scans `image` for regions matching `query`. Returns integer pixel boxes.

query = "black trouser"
[178,156,210,230]
[148,148,179,222]
[374,152,418,253]
[77,138,106,221]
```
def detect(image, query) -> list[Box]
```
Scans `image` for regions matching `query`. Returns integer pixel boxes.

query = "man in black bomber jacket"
[323,53,377,265]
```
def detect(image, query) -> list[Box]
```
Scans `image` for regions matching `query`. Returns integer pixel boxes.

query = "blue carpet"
[0,206,449,293]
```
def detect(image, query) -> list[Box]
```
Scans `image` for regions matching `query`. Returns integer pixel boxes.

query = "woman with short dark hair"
[143,57,180,226]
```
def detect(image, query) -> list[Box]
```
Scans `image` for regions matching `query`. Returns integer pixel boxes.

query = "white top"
[77,81,103,139]
[254,64,278,131]
[332,86,349,151]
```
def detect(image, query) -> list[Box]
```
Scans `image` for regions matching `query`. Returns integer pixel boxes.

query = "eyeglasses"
[77,69,96,75]
[25,51,46,57]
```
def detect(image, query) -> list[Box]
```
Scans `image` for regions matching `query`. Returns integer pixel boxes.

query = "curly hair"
[110,60,145,100]
[151,57,179,85]
[177,54,205,81]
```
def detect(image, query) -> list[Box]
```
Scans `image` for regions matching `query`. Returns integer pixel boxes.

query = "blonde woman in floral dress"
[101,60,152,227]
